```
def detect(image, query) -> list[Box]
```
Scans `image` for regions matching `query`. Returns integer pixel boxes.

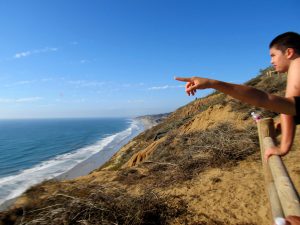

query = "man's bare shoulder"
[290,57,300,71]
[287,57,300,96]
[288,57,300,78]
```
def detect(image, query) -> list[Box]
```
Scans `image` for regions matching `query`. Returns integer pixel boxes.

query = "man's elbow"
[265,94,296,115]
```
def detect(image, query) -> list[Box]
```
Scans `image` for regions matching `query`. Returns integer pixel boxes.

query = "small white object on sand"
[275,217,286,225]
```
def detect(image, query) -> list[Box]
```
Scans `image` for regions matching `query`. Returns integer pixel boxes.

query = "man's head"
[269,32,300,72]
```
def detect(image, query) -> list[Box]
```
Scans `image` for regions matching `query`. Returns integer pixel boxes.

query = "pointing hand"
[175,76,212,96]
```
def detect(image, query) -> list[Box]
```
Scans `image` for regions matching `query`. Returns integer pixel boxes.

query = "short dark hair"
[269,32,300,55]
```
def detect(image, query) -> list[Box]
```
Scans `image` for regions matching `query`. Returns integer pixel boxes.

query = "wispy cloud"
[68,80,105,87]
[127,99,144,104]
[80,59,92,64]
[16,97,43,103]
[14,47,58,59]
[118,82,144,88]
[54,98,86,103]
[4,80,36,87]
[3,78,54,87]
[14,51,31,58]
[122,83,131,88]
[14,80,35,85]
[148,85,184,90]
[41,78,53,82]
[70,41,78,45]
[80,59,87,64]
[0,97,43,103]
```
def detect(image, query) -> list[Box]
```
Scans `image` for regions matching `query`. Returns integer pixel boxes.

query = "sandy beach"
[56,116,159,180]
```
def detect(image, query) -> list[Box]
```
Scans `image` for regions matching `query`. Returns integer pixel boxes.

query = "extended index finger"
[174,77,192,82]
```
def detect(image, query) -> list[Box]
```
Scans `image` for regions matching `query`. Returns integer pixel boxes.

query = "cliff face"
[1,68,300,225]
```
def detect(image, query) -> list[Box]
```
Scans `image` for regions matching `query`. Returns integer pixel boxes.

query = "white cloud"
[0,97,43,103]
[41,78,53,82]
[16,80,34,85]
[122,83,131,88]
[127,99,145,104]
[54,98,86,103]
[14,47,58,59]
[16,97,43,102]
[68,80,105,87]
[3,78,54,87]
[14,51,31,58]
[4,80,36,87]
[113,82,144,89]
[0,98,12,103]
[148,85,184,90]
[80,59,90,64]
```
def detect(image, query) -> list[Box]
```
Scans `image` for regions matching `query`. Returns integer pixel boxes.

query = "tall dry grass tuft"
[115,122,259,188]
[0,186,187,225]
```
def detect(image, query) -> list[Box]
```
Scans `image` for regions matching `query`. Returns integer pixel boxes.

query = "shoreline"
[55,116,160,180]
[0,116,163,211]
[55,119,144,180]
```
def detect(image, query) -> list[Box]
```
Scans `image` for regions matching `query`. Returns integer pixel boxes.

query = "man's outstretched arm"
[175,76,296,115]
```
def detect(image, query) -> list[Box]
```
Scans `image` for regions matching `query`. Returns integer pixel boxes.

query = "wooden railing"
[257,118,300,223]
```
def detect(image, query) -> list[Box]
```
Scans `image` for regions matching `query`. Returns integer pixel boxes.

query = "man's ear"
[285,48,295,59]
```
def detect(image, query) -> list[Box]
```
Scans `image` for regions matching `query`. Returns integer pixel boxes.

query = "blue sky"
[0,0,299,119]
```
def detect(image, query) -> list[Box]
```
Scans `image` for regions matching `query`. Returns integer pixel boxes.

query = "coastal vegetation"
[1,68,299,225]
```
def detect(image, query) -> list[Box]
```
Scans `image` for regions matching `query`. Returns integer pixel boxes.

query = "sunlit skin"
[284,216,300,225]
[264,47,300,164]
[270,47,291,73]
[268,52,298,225]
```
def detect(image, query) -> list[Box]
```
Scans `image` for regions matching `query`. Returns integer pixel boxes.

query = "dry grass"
[115,122,259,188]
[153,122,258,165]
[0,186,187,225]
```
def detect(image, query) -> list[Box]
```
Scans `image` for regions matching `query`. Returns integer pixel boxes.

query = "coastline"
[0,115,164,211]
[55,118,146,180]
[55,115,162,180]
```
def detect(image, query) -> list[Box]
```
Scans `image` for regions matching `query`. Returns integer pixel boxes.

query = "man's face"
[269,47,290,73]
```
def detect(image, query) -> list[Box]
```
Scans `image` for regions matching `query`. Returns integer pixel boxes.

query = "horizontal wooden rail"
[257,118,300,223]
[264,136,300,217]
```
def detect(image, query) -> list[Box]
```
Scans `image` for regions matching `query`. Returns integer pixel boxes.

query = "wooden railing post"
[257,118,284,220]
[257,118,300,221]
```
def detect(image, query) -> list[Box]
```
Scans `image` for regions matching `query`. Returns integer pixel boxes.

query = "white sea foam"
[0,119,144,207]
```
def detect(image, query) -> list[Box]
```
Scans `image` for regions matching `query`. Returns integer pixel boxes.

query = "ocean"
[0,118,145,207]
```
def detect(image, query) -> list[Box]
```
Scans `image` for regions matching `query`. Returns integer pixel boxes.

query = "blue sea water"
[0,118,144,206]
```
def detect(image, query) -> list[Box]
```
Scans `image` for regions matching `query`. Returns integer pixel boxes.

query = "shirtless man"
[175,31,300,225]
